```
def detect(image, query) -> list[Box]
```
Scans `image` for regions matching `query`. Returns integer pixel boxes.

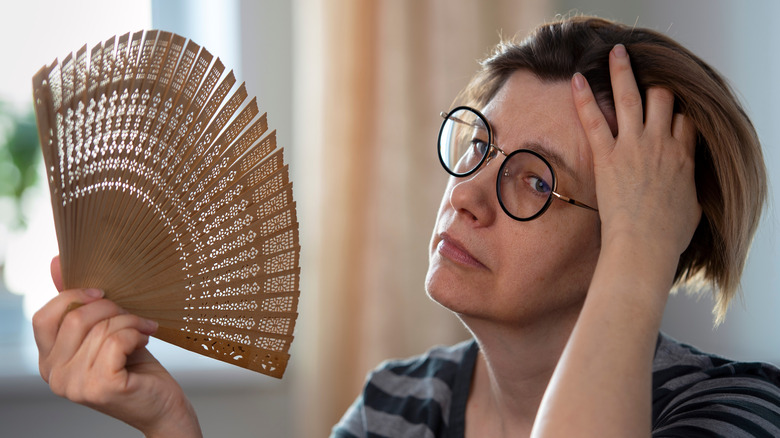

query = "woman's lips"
[437,234,486,269]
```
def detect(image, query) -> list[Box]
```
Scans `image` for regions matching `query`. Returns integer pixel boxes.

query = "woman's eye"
[526,175,551,194]
[470,139,488,156]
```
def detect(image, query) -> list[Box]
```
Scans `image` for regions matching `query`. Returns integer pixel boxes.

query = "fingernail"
[573,72,586,90]
[84,288,104,298]
[613,44,627,58]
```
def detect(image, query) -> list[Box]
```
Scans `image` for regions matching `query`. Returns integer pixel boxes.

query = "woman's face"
[425,70,603,327]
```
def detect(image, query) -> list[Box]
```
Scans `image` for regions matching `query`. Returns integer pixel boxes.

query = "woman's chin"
[425,265,477,315]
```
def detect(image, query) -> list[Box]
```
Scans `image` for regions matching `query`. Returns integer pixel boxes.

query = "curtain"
[290,1,550,435]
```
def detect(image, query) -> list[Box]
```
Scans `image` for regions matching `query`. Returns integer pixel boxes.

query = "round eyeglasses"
[438,106,598,221]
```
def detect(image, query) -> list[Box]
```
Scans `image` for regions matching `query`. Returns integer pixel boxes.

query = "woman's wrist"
[601,227,683,277]
[592,231,678,323]
[141,388,203,438]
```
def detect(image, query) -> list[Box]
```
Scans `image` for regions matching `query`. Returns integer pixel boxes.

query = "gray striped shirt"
[332,334,780,437]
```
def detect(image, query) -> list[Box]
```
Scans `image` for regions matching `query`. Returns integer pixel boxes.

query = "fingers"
[97,325,153,375]
[609,44,644,137]
[34,289,158,385]
[48,299,130,370]
[572,43,701,260]
[31,279,184,433]
[610,44,680,143]
[33,288,105,362]
[574,44,681,147]
[645,88,675,137]
[672,112,697,154]
[571,72,615,159]
[46,315,154,400]
[44,311,157,392]
[76,313,156,378]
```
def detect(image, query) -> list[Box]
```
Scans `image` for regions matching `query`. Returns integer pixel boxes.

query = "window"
[0,0,260,379]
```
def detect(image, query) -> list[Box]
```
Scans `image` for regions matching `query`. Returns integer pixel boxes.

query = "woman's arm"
[531,44,700,437]
[33,256,203,438]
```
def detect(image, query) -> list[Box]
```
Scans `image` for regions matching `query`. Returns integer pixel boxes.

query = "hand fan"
[31,30,300,378]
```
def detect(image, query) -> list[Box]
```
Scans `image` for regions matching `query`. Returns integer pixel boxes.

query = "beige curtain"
[290,1,550,435]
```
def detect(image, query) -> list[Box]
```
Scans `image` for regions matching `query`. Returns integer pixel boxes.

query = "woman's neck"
[462,307,581,437]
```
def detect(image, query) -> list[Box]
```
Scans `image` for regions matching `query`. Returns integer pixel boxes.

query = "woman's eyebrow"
[483,110,582,184]
[523,141,581,184]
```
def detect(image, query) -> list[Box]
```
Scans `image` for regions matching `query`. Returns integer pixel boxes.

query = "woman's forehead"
[481,70,594,185]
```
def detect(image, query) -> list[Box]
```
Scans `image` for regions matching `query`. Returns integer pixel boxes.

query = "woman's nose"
[448,157,498,226]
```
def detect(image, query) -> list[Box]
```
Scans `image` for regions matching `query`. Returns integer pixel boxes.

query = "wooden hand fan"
[32,30,300,378]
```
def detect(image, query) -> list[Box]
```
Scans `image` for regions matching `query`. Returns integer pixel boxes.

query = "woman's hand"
[533,44,701,438]
[33,256,203,438]
[572,43,701,259]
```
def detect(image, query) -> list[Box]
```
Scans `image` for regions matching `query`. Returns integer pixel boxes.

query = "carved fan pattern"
[32,30,300,378]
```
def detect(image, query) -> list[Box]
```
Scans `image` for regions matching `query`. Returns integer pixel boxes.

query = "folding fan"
[31,30,300,378]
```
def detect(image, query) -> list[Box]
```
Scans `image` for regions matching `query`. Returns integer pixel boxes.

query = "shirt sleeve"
[652,367,780,437]
[330,395,366,438]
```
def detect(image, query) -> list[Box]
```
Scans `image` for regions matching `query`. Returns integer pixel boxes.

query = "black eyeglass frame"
[438,106,599,221]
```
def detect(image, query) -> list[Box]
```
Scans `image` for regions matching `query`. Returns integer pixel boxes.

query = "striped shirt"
[331,334,780,437]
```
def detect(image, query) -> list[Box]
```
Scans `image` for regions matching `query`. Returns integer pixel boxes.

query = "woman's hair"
[455,16,767,324]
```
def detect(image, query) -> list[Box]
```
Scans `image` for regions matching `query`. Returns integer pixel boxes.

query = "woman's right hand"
[33,256,203,438]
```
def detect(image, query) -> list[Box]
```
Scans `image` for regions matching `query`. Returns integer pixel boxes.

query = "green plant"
[0,101,41,228]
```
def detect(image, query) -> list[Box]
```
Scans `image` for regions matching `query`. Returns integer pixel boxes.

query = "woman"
[33,16,779,437]
[331,16,779,437]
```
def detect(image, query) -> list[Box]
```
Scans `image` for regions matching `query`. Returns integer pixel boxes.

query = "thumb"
[50,255,64,293]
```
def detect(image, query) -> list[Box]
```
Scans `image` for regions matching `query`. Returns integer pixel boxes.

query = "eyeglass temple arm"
[552,192,599,212]
[440,112,482,129]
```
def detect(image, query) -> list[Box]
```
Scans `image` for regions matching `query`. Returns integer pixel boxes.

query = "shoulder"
[331,339,477,438]
[651,333,780,437]
[362,339,476,419]
[371,339,476,381]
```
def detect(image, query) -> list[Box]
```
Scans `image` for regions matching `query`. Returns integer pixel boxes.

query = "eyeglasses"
[438,106,598,221]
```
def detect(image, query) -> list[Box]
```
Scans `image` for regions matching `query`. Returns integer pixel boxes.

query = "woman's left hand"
[571,44,701,259]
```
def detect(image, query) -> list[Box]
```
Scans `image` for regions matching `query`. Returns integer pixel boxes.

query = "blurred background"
[0,0,777,436]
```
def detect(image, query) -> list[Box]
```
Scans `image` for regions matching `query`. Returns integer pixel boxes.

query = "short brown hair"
[455,16,767,324]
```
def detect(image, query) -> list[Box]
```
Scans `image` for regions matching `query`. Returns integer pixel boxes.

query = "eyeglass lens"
[439,107,556,220]
[497,150,555,220]
[438,108,490,176]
